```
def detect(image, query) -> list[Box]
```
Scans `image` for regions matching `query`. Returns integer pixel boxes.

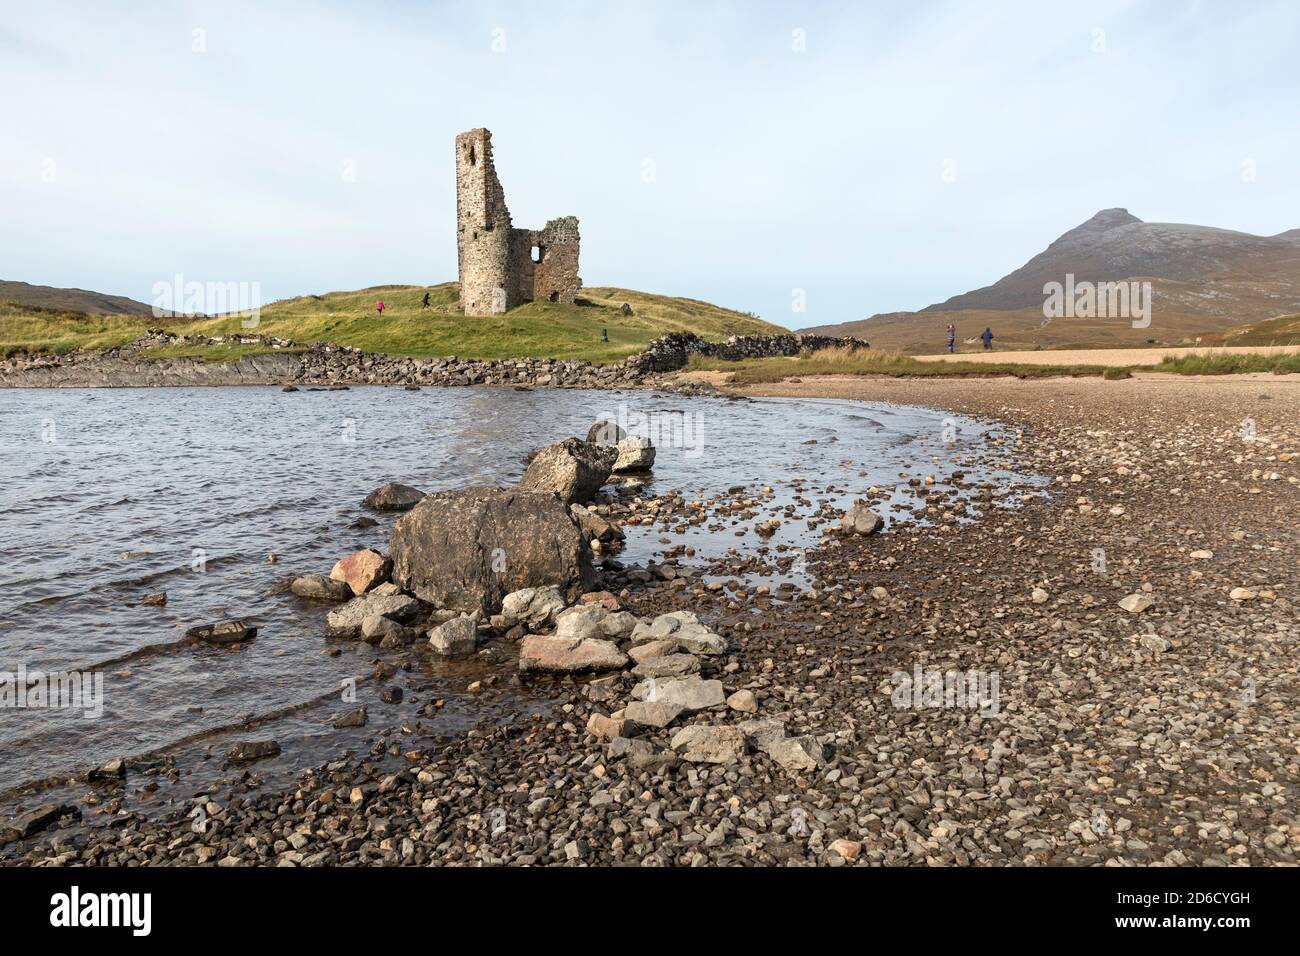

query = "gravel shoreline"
[5,373,1296,866]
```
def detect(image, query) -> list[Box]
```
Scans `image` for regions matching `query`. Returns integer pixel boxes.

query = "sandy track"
[911,344,1300,366]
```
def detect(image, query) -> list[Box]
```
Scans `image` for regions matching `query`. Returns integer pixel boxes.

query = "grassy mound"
[1,284,785,363]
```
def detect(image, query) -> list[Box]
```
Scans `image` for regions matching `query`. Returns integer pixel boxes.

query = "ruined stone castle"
[455,128,581,316]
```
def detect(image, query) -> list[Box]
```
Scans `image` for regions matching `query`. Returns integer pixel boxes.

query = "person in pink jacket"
[375,300,385,314]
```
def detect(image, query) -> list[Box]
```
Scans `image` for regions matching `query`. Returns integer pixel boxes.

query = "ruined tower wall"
[455,128,581,314]
[455,128,515,315]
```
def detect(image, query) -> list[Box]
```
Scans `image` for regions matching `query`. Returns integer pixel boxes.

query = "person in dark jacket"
[980,327,993,350]
[421,292,431,309]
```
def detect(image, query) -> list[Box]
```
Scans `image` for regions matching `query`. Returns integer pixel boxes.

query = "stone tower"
[455,128,581,316]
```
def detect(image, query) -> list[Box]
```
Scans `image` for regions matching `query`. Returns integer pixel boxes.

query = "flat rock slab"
[671,725,746,764]
[764,735,825,773]
[633,676,725,712]
[632,653,700,680]
[519,635,628,674]
[624,699,685,729]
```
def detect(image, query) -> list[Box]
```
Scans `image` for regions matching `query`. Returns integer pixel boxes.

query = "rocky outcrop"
[388,487,592,614]
[518,438,616,504]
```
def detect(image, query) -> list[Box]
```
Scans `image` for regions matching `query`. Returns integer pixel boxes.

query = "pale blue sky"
[2,0,1296,328]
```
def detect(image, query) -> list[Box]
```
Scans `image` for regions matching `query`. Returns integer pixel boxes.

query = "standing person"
[945,323,956,354]
[421,292,430,309]
[980,327,993,351]
[376,299,385,315]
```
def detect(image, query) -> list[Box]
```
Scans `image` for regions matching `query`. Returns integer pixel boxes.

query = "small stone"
[1118,593,1154,613]
[828,838,862,862]
[727,689,758,713]
[428,615,478,657]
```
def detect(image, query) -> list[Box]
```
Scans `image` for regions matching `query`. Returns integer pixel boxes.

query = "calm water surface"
[0,385,1037,793]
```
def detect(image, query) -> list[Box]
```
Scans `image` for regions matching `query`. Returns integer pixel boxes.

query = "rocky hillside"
[0,280,153,316]
[804,209,1300,352]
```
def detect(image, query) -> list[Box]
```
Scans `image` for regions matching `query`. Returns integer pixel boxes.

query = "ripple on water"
[0,385,1041,791]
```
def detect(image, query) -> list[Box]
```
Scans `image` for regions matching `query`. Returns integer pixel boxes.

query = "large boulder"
[518,438,616,504]
[363,482,426,512]
[330,549,391,595]
[389,487,592,614]
[611,437,656,473]
[631,676,725,713]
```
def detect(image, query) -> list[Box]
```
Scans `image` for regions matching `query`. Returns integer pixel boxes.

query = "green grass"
[688,347,1113,382]
[1206,313,1300,347]
[1153,351,1300,375]
[690,345,1300,383]
[1,284,786,363]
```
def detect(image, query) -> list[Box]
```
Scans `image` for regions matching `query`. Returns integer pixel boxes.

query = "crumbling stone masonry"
[455,128,581,316]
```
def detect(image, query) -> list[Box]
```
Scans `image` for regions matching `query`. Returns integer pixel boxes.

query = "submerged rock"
[186,620,257,644]
[363,482,426,512]
[290,575,352,601]
[225,740,280,764]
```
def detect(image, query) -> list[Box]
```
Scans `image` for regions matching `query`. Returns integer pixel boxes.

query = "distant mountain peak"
[1078,207,1143,230]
